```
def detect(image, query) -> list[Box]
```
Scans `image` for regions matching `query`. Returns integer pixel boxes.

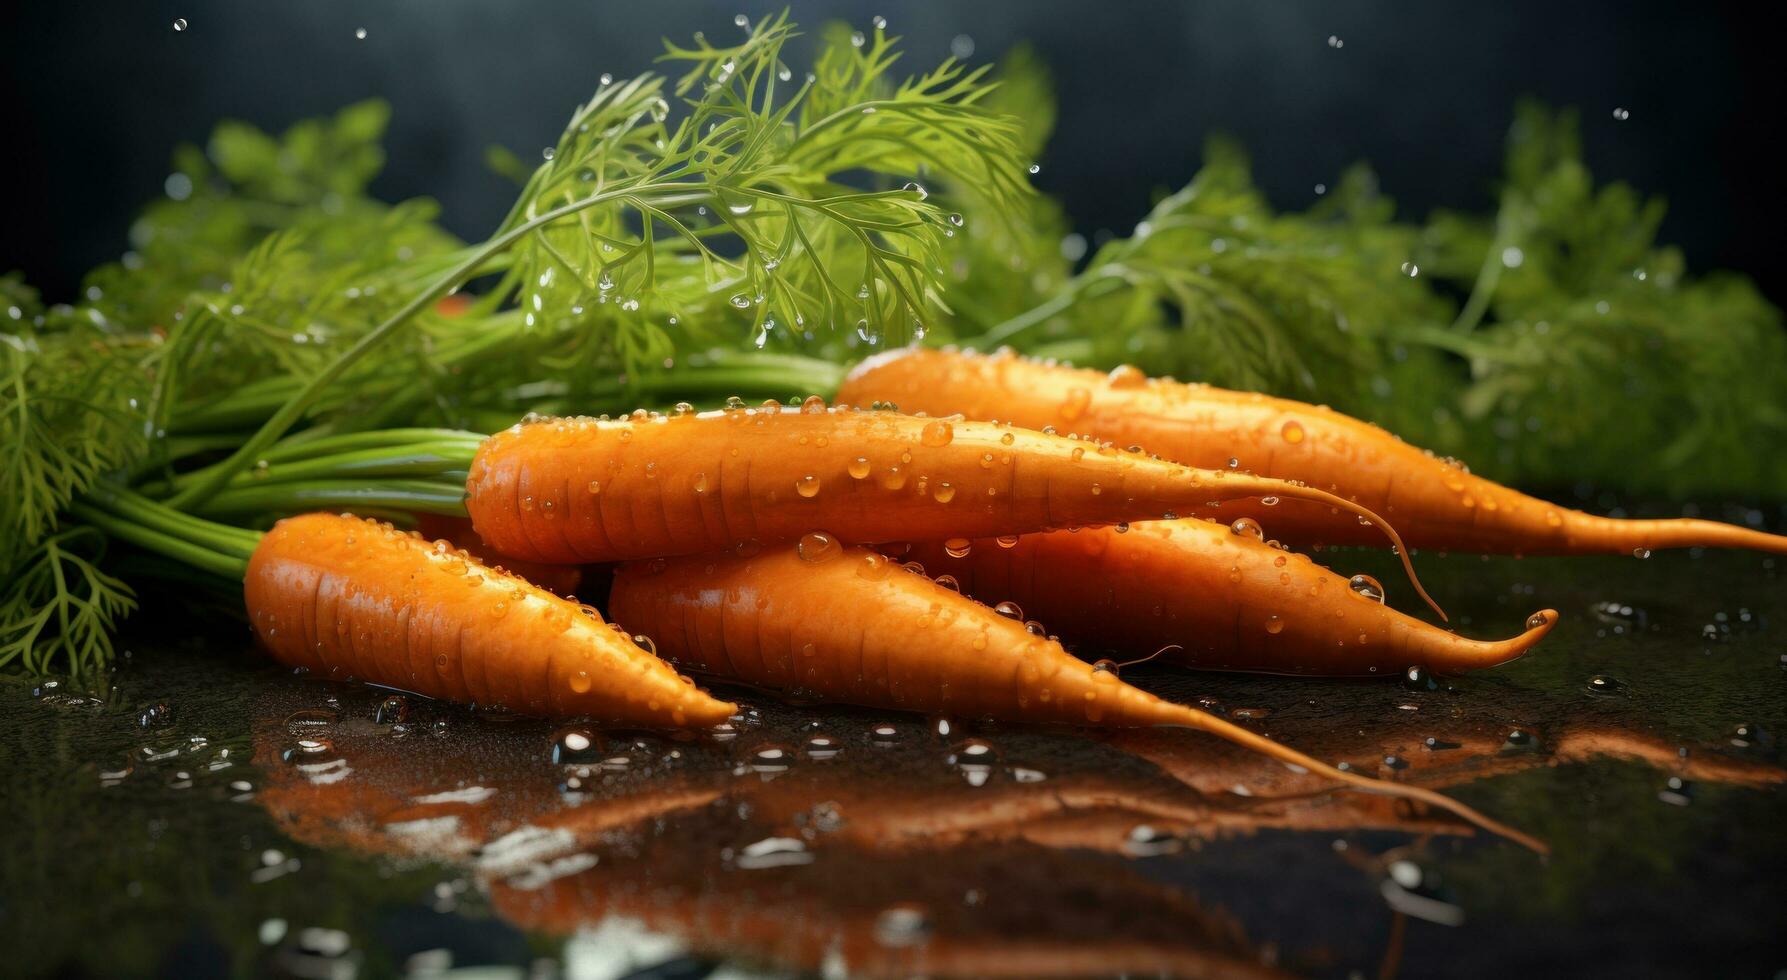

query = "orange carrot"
[246,512,734,727]
[901,519,1555,676]
[609,539,1545,851]
[839,347,1787,556]
[465,405,1448,618]
[412,512,584,597]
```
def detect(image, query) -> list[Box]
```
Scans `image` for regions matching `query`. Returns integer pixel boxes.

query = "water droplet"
[733,836,813,869]
[552,727,603,765]
[870,722,900,744]
[847,456,873,480]
[172,17,188,31]
[1585,674,1621,696]
[374,695,410,725]
[1400,261,1420,277]
[798,531,842,563]
[993,601,1023,621]
[750,743,796,772]
[1265,615,1285,635]
[944,537,972,558]
[919,419,954,447]
[1632,547,1652,559]
[1526,611,1551,629]
[1229,517,1264,540]
[793,475,822,498]
[873,903,932,947]
[1348,574,1385,603]
[1091,659,1120,677]
[1124,824,1183,856]
[932,482,957,503]
[1612,106,1631,121]
[353,27,368,40]
[1658,776,1692,806]
[947,739,998,786]
[1326,34,1344,48]
[729,293,752,309]
[1403,665,1439,692]
[1280,420,1306,444]
[568,670,593,694]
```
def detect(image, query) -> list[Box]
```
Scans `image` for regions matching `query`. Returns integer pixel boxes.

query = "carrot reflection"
[249,690,1780,978]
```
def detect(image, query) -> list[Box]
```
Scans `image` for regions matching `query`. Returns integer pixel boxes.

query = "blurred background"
[2,0,1780,305]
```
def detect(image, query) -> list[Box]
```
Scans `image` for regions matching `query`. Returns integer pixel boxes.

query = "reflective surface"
[4,548,1783,978]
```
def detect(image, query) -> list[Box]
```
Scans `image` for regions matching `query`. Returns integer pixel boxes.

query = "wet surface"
[3,548,1784,979]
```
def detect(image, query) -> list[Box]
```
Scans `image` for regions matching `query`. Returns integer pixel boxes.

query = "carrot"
[412,512,584,598]
[245,512,734,727]
[838,347,1787,556]
[900,519,1556,676]
[608,539,1545,851]
[465,404,1449,619]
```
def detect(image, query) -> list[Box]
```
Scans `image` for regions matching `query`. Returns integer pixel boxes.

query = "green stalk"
[66,502,253,581]
[83,484,261,560]
[191,480,469,519]
[167,179,695,511]
[1449,194,1522,335]
[971,269,1127,348]
[154,439,481,494]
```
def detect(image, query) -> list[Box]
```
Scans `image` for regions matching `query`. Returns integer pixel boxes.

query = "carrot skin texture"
[244,512,734,727]
[904,520,1555,676]
[409,511,582,597]
[839,348,1787,556]
[465,409,1436,617]
[609,542,1544,851]
[412,512,584,598]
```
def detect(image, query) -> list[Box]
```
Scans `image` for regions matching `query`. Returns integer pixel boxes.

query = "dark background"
[2,1,1780,306]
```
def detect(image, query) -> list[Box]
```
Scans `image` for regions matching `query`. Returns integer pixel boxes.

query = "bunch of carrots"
[82,347,1787,853]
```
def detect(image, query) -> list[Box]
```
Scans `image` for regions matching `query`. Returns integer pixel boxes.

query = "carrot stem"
[189,479,469,518]
[67,502,251,580]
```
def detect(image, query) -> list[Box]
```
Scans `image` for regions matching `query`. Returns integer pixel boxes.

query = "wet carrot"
[412,512,584,598]
[901,519,1556,676]
[465,404,1448,618]
[246,512,734,727]
[608,539,1545,851]
[838,347,1787,556]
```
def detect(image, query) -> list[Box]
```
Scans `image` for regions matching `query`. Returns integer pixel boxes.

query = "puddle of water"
[1,549,1782,978]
